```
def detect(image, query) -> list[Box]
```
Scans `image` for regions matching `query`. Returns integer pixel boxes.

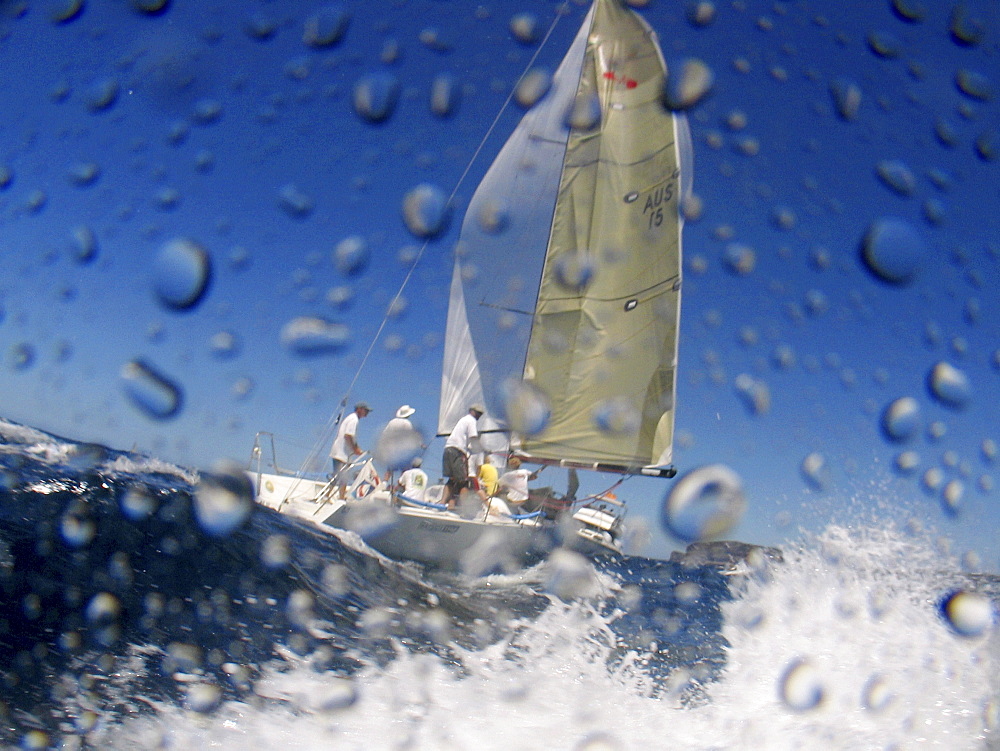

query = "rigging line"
[294,3,574,480]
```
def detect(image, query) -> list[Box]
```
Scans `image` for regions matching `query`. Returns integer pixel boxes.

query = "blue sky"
[0,0,997,568]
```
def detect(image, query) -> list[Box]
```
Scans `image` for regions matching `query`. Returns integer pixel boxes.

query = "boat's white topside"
[248,468,622,572]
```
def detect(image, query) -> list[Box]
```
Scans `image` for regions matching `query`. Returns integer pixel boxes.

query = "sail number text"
[640,171,679,230]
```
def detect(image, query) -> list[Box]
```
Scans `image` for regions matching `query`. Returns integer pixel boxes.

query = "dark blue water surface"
[0,420,736,744]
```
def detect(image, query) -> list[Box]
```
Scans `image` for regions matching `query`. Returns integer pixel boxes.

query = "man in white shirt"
[441,403,483,508]
[396,457,428,502]
[376,404,422,477]
[330,402,370,499]
[498,456,541,505]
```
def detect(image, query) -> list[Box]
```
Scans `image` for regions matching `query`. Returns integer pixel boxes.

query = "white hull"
[250,470,621,573]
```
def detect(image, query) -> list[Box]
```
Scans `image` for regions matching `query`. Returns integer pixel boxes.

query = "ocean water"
[0,419,996,750]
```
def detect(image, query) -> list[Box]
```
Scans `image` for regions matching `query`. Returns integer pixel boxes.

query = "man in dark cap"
[441,403,483,508]
[330,402,371,499]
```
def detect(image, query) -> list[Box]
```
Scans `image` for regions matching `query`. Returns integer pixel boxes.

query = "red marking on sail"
[603,70,638,88]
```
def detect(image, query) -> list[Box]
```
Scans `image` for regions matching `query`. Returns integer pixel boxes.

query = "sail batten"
[439,0,686,474]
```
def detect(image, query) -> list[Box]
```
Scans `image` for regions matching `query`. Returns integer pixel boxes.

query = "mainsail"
[439,0,689,475]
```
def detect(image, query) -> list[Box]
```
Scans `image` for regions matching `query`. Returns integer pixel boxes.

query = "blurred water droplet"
[477,197,510,234]
[975,129,998,162]
[515,68,552,108]
[941,479,964,516]
[121,359,183,419]
[70,225,98,263]
[6,342,35,371]
[662,464,746,542]
[545,548,598,600]
[881,396,921,442]
[940,590,994,637]
[862,674,894,712]
[723,243,755,275]
[592,397,640,436]
[509,13,539,44]
[950,3,985,46]
[402,183,449,238]
[860,218,926,285]
[779,658,824,711]
[891,0,926,22]
[663,58,713,110]
[501,380,550,436]
[430,73,459,117]
[867,31,902,59]
[85,76,119,111]
[0,164,12,189]
[194,460,254,537]
[927,361,970,408]
[955,68,993,101]
[61,512,95,547]
[120,485,158,520]
[303,5,349,48]
[734,373,770,415]
[553,250,597,292]
[185,683,222,713]
[575,731,623,750]
[209,330,241,359]
[374,420,423,471]
[281,317,349,356]
[51,0,84,24]
[685,1,716,27]
[800,453,829,490]
[277,183,315,218]
[875,159,916,196]
[68,161,100,187]
[353,73,400,123]
[131,0,170,14]
[85,592,120,623]
[333,235,369,275]
[829,78,861,120]
[153,238,211,310]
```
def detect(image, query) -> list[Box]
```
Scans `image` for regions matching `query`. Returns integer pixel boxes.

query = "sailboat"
[249,0,691,574]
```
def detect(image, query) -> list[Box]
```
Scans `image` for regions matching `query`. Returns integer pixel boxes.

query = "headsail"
[440,0,687,476]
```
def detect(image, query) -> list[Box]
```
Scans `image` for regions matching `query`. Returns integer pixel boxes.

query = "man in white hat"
[376,405,422,482]
[441,403,483,508]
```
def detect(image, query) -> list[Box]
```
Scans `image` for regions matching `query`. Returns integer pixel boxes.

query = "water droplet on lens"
[940,590,994,637]
[723,243,756,275]
[800,452,828,490]
[829,78,861,120]
[131,0,170,14]
[333,235,369,275]
[153,238,211,310]
[7,342,35,371]
[185,683,222,713]
[891,0,926,23]
[955,68,993,101]
[860,218,926,285]
[875,159,916,196]
[881,396,921,442]
[51,0,84,24]
[374,421,423,471]
[194,460,254,536]
[303,5,349,48]
[209,330,241,359]
[70,225,98,263]
[734,373,770,415]
[553,250,597,292]
[85,592,120,623]
[281,316,349,356]
[867,31,902,59]
[120,485,158,520]
[592,397,640,435]
[477,197,510,234]
[68,161,100,187]
[663,58,713,110]
[121,359,183,419]
[85,76,119,111]
[862,674,894,712]
[662,464,746,542]
[927,361,970,408]
[686,1,717,27]
[779,658,824,711]
[353,73,400,123]
[515,68,552,108]
[564,92,601,131]
[402,183,449,238]
[509,13,539,44]
[430,73,459,117]
[277,184,315,218]
[501,380,550,435]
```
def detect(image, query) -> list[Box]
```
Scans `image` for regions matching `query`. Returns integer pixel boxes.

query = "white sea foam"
[95,524,997,750]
